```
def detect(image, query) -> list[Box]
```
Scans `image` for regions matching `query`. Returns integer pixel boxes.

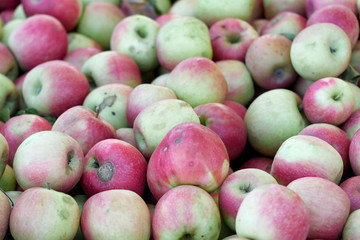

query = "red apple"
[0,190,11,240]
[63,47,102,70]
[222,101,247,119]
[340,176,360,213]
[238,157,273,173]
[305,0,358,18]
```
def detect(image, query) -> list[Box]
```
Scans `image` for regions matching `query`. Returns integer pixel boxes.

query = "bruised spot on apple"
[87,157,115,182]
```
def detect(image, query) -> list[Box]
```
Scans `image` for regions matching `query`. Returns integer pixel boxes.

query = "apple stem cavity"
[330,46,337,54]
[240,184,252,193]
[0,187,14,208]
[180,233,193,240]
[226,34,241,44]
[135,26,147,39]
[332,92,343,101]
[95,95,117,118]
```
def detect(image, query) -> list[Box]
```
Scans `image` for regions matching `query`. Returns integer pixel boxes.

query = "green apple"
[73,194,89,240]
[12,4,26,20]
[67,32,103,53]
[0,74,19,122]
[169,0,197,17]
[1,19,24,47]
[0,164,16,192]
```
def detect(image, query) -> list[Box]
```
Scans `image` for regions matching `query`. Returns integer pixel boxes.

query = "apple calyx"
[332,92,344,101]
[0,187,14,208]
[135,26,147,39]
[225,34,241,44]
[180,233,194,240]
[95,95,117,118]
[239,183,252,194]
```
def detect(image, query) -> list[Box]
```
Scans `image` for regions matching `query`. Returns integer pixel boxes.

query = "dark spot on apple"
[129,46,135,52]
[174,138,182,144]
[62,196,74,205]
[221,25,226,29]
[58,208,70,220]
[104,92,108,95]
[67,150,75,167]
[240,183,252,193]
[34,81,42,95]
[330,46,337,54]
[97,161,115,182]
[156,182,162,190]
[273,67,284,78]
[111,111,115,116]
[189,161,193,166]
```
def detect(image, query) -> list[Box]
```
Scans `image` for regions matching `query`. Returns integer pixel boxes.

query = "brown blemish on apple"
[57,208,70,220]
[174,138,182,144]
[97,161,115,182]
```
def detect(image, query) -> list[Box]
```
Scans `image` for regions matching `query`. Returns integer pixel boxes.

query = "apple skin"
[194,103,247,161]
[81,189,151,240]
[0,164,16,191]
[52,106,117,155]
[126,83,177,127]
[287,177,350,240]
[67,32,103,53]
[0,42,18,81]
[169,0,197,17]
[0,114,52,167]
[306,4,359,48]
[10,187,80,240]
[263,0,306,19]
[80,139,147,196]
[219,168,278,231]
[116,128,136,147]
[348,129,360,175]
[77,2,125,50]
[350,40,360,73]
[305,0,358,18]
[235,184,310,240]
[8,14,68,72]
[238,157,273,173]
[271,135,344,185]
[147,122,229,200]
[245,34,297,90]
[342,108,360,139]
[151,73,169,87]
[0,190,11,240]
[342,209,360,240]
[155,13,183,27]
[63,47,102,70]
[209,18,259,62]
[298,123,351,175]
[0,9,14,24]
[152,185,222,240]
[156,16,213,71]
[347,81,360,112]
[244,89,306,157]
[166,57,228,108]
[290,23,352,81]
[250,18,269,34]
[222,101,247,119]
[21,0,82,31]
[0,133,9,178]
[340,176,360,213]
[302,77,355,126]
[22,60,90,118]
[292,76,313,98]
[0,73,19,120]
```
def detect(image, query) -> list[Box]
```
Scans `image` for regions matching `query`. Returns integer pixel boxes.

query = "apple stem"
[0,187,14,208]
[46,182,51,190]
[211,35,221,42]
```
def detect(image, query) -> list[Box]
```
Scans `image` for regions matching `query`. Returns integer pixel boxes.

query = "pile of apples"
[2,0,360,239]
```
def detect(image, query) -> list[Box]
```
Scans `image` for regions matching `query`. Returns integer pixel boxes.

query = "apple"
[305,0,358,18]
[5,190,21,206]
[1,18,24,47]
[52,106,117,155]
[0,114,52,166]
[147,122,229,200]
[110,14,160,72]
[244,89,307,156]
[0,9,14,24]
[8,14,68,72]
[340,176,360,213]
[0,189,11,240]
[271,135,344,185]
[0,164,16,191]
[67,32,103,53]
[116,128,136,147]
[156,16,213,71]
[245,34,297,90]
[81,189,151,240]
[12,4,25,20]
[13,72,26,110]
[0,0,19,10]
[222,101,247,119]
[250,18,269,34]
[152,185,221,240]
[0,133,9,178]
[169,0,197,17]
[151,73,169,87]
[219,168,278,231]
[81,51,142,89]
[350,40,360,73]
[0,74,19,122]
[77,2,125,50]
[155,13,183,27]
[0,41,18,81]
[302,77,355,125]
[263,0,306,19]
[73,194,88,240]
[133,99,200,159]
[342,209,360,240]
[80,138,147,196]
[82,0,121,8]
[342,108,360,139]
[235,184,310,240]
[306,4,359,48]
[287,177,351,240]
[238,157,273,173]
[22,60,90,118]
[10,187,80,240]
[348,129,360,175]
[347,81,360,112]
[166,57,228,108]
[126,83,177,127]
[290,23,352,81]
[209,18,259,62]
[63,47,102,70]
[194,103,247,161]
[21,0,82,31]
[292,76,313,98]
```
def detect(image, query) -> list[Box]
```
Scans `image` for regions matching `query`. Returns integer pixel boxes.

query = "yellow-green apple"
[8,14,68,72]
[21,0,82,31]
[13,131,84,192]
[67,32,103,53]
[0,164,15,191]
[244,89,307,156]
[305,0,358,17]
[0,42,18,81]
[216,60,254,106]
[147,122,229,200]
[260,11,306,41]
[152,185,222,240]
[10,187,80,240]
[77,2,125,50]
[156,16,213,71]
[349,129,360,175]
[342,209,360,239]
[342,109,360,139]
[63,47,102,70]
[1,18,24,47]
[287,177,350,240]
[194,103,247,161]
[169,0,197,17]
[0,0,19,10]
[219,169,278,231]
[0,190,11,240]
[222,101,247,119]
[82,0,121,8]
[155,13,182,27]
[166,57,228,108]
[290,23,352,81]
[250,18,269,34]
[80,139,147,196]
[0,74,19,122]
[81,51,142,89]
[263,0,306,19]
[347,82,360,112]
[350,40,360,73]
[73,194,88,240]
[0,133,8,178]
[195,0,257,26]
[235,184,310,240]
[81,189,151,240]
[83,83,133,129]
[209,18,259,62]
[292,76,313,98]
[22,60,90,118]
[340,176,360,213]
[302,77,355,125]
[299,123,351,175]
[126,83,177,127]
[238,157,273,173]
[12,4,25,19]
[110,14,160,72]
[52,106,117,155]
[116,128,136,147]
[245,34,297,90]
[133,99,200,158]
[271,135,344,185]
[306,4,359,48]
[0,114,52,166]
